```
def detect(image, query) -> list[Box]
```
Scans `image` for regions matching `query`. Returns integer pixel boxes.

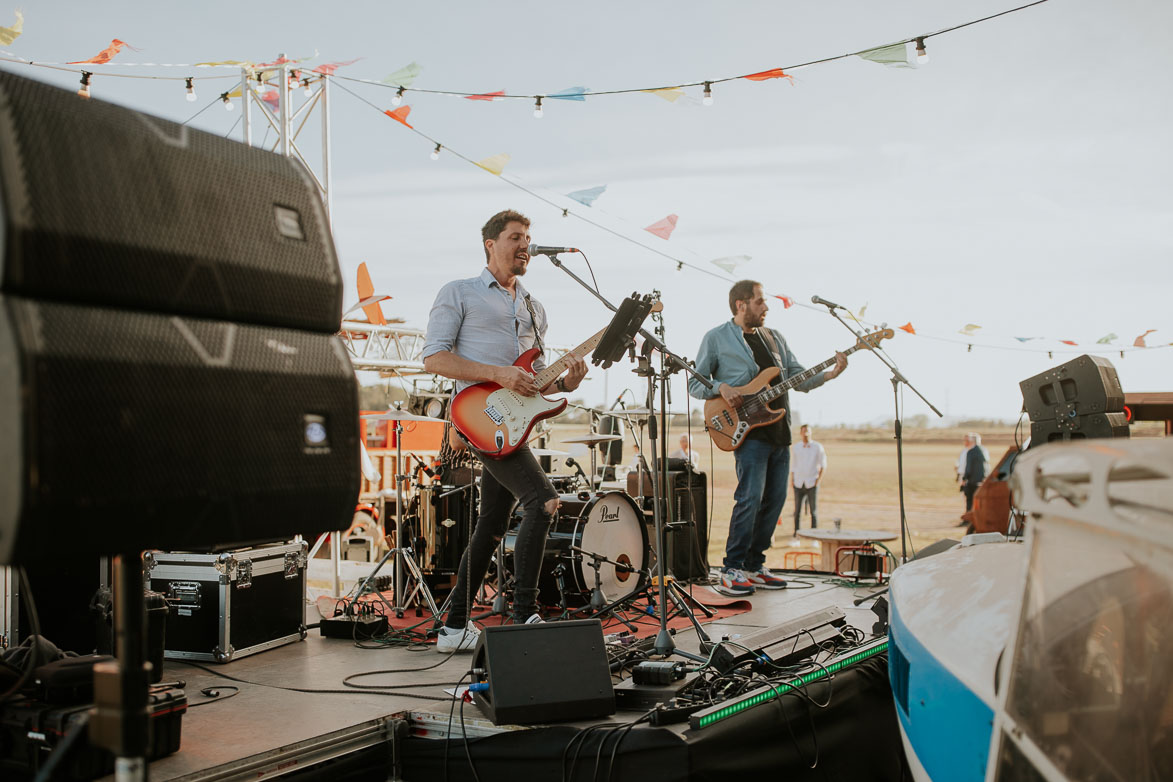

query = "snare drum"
[509,491,648,606]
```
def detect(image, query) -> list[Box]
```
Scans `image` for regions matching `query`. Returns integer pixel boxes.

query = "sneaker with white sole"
[746,566,787,590]
[523,613,544,624]
[715,568,755,596]
[435,623,480,653]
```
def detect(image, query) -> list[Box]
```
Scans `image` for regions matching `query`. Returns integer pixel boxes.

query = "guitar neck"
[757,342,862,404]
[533,327,607,389]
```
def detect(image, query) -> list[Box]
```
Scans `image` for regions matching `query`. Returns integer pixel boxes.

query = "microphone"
[410,453,435,479]
[810,295,844,310]
[564,456,589,484]
[528,243,579,256]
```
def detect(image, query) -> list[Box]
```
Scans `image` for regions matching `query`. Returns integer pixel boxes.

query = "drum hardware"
[354,406,443,624]
[561,433,622,490]
[567,545,641,632]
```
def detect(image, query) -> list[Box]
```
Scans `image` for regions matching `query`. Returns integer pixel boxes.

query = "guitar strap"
[756,327,784,368]
[521,293,545,355]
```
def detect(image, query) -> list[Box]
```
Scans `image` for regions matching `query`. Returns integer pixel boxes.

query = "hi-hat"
[361,409,443,422]
[561,433,622,445]
[530,447,570,457]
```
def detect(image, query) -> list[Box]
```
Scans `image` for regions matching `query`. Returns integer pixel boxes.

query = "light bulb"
[430,143,441,161]
[533,97,543,119]
[185,77,197,102]
[77,72,91,100]
[702,81,713,107]
[221,93,234,112]
[915,37,929,65]
[303,78,313,96]
[392,86,405,106]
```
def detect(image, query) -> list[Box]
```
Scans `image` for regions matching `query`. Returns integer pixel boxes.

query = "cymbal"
[530,448,570,457]
[561,433,622,445]
[360,409,443,422]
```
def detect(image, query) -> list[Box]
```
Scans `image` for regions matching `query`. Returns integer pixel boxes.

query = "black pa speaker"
[0,71,358,564]
[664,470,709,580]
[1019,355,1125,423]
[597,414,624,466]
[1030,412,1130,445]
[470,620,615,725]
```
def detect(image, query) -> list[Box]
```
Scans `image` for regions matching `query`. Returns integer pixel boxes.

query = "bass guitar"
[449,327,608,458]
[703,329,893,451]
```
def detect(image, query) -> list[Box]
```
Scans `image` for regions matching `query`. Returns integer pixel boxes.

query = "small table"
[797,529,899,572]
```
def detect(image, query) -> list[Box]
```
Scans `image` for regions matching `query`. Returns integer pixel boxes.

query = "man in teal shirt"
[688,281,846,595]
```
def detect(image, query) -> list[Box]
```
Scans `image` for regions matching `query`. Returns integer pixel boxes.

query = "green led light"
[690,640,889,730]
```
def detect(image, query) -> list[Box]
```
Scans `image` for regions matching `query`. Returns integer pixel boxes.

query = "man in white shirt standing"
[789,424,827,543]
[669,433,699,468]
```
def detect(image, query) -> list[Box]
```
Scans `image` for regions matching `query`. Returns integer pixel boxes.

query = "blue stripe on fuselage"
[889,601,994,781]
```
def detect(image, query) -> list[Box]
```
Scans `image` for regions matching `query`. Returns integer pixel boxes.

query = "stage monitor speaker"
[1019,355,1124,423]
[663,470,709,580]
[0,72,358,564]
[1030,412,1130,445]
[0,71,342,334]
[471,619,615,725]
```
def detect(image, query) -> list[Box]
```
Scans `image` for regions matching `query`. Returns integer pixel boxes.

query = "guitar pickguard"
[484,387,560,448]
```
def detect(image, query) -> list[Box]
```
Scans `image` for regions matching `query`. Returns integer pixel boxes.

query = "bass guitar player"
[686,280,847,597]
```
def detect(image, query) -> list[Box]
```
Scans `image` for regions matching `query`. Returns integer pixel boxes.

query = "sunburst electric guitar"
[449,327,608,459]
[704,329,894,451]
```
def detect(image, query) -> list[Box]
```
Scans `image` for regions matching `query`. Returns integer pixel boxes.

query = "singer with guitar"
[687,280,847,597]
[422,209,587,651]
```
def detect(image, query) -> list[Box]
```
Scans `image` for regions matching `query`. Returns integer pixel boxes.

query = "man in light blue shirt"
[423,209,586,652]
[688,280,846,596]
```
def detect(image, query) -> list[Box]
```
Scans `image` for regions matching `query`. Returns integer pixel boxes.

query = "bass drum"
[510,491,648,606]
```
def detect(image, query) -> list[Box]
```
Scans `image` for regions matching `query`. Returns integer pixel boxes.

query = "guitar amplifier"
[641,471,710,580]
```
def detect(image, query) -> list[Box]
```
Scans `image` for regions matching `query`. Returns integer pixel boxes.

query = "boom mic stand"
[543,252,714,662]
[811,297,942,564]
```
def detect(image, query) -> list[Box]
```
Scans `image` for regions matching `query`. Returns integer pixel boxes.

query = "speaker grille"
[5,296,358,559]
[0,72,341,333]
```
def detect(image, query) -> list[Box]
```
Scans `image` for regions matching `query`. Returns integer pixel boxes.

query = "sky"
[10,0,1171,425]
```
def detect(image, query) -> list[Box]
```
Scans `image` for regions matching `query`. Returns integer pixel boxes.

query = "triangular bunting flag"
[710,255,750,274]
[1134,329,1157,347]
[743,68,793,82]
[566,185,606,207]
[1060,340,1078,346]
[260,90,280,111]
[382,62,422,87]
[773,295,794,309]
[0,10,24,46]
[313,58,362,75]
[899,322,916,335]
[643,87,685,102]
[857,42,912,68]
[548,86,588,101]
[1013,336,1040,342]
[384,106,413,128]
[644,214,678,240]
[475,153,510,175]
[195,59,253,68]
[1096,333,1117,344]
[68,39,138,65]
[857,303,868,320]
[958,324,982,336]
[466,90,505,101]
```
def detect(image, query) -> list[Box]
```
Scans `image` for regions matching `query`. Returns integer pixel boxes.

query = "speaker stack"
[0,71,359,565]
[1019,355,1128,446]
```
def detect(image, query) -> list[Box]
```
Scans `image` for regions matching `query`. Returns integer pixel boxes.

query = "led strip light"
[689,638,889,729]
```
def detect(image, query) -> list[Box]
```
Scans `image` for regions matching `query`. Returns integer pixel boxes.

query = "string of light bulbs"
[329,76,1166,358]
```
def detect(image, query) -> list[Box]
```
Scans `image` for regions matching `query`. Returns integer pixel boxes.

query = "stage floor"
[100,571,897,781]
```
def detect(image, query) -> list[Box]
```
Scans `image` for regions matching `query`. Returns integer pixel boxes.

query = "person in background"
[669,433,699,468]
[955,433,973,485]
[789,424,827,546]
[961,431,989,518]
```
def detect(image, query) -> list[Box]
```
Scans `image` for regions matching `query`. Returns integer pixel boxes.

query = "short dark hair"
[728,279,760,315]
[481,209,530,261]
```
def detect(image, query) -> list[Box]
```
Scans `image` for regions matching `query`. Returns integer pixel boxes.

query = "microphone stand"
[543,253,713,662]
[814,301,942,564]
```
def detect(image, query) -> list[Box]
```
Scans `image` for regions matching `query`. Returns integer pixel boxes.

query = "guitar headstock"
[856,328,895,350]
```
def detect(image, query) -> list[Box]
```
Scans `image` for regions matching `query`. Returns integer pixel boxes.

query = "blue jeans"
[725,439,790,572]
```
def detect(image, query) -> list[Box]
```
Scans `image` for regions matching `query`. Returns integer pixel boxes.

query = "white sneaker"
[435,624,480,653]
[523,613,544,624]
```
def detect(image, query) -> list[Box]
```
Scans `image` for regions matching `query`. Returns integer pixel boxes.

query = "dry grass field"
[543,421,1167,571]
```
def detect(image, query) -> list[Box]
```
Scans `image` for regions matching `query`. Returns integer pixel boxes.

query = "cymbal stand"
[357,413,441,620]
[542,250,715,662]
[566,546,639,631]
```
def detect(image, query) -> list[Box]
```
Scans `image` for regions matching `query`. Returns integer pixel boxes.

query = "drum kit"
[354,404,690,622]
